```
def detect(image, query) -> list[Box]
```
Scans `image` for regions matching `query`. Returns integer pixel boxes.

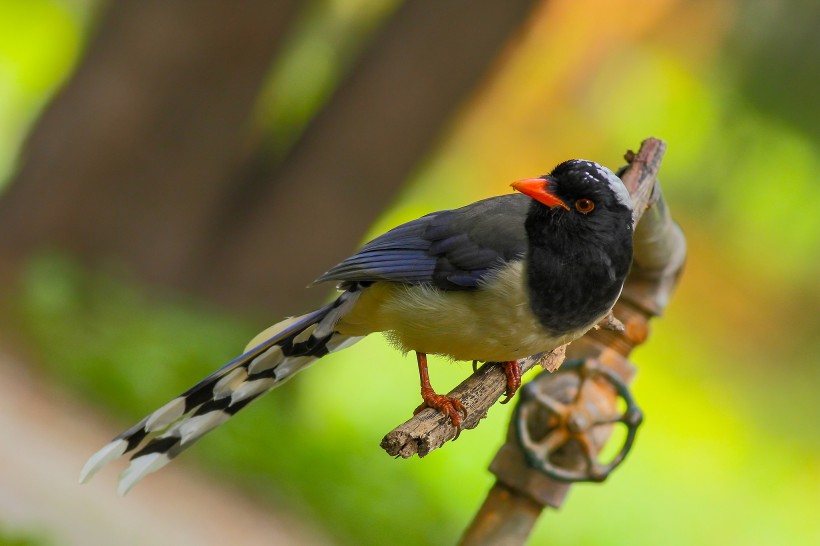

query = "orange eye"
[575,199,595,214]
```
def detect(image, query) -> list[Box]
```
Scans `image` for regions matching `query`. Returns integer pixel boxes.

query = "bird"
[80,159,634,495]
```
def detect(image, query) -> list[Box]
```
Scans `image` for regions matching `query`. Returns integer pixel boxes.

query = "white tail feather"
[213,368,249,400]
[229,377,277,405]
[79,439,128,484]
[178,411,231,444]
[117,453,170,496]
[247,346,284,375]
[80,287,366,494]
[145,398,186,431]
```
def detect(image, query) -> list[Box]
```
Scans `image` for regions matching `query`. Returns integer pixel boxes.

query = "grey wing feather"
[314,194,531,290]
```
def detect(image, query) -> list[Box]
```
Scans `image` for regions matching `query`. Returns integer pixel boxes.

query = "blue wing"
[314,194,530,290]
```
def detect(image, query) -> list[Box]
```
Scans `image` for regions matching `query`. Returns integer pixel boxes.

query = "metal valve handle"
[513,358,643,483]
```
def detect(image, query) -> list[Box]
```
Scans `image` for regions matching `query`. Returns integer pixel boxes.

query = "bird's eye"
[575,199,595,214]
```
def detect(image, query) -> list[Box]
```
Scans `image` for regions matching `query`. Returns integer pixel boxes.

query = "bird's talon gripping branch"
[414,390,466,437]
[597,310,625,332]
[500,360,522,404]
[415,352,467,436]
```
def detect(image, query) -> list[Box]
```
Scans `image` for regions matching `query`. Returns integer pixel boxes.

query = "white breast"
[336,262,597,362]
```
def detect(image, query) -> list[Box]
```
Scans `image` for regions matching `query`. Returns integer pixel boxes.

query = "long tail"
[80,286,364,494]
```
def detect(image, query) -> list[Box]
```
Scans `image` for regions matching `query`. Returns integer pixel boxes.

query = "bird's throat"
[525,241,630,335]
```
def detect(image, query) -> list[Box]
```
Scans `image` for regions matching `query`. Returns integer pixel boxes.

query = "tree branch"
[380,137,667,458]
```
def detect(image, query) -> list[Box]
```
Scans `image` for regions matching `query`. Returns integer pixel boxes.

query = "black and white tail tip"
[80,288,364,495]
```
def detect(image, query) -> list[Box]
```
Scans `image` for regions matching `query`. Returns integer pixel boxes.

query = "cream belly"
[335,262,596,362]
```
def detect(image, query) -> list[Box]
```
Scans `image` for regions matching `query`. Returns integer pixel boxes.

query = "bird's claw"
[415,391,467,439]
[500,360,522,404]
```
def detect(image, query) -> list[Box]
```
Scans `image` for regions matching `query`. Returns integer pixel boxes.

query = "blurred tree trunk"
[188,0,540,312]
[0,0,539,314]
[0,0,298,290]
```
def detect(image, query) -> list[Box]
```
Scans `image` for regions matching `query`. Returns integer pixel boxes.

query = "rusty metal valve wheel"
[513,358,643,483]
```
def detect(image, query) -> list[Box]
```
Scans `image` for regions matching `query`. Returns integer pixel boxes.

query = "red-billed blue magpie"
[81,159,634,494]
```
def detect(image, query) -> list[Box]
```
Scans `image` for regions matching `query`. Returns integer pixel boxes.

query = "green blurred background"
[1,0,818,545]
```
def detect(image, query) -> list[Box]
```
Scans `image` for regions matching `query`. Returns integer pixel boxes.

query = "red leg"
[413,352,467,437]
[500,360,522,404]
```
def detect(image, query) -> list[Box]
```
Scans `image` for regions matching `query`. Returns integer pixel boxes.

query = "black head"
[511,159,635,334]
[512,159,634,248]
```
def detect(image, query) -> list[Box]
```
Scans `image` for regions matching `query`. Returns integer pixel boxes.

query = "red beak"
[511,178,569,210]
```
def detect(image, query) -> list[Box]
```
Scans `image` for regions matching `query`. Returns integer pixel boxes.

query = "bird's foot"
[415,388,467,439]
[500,360,522,404]
[596,310,625,332]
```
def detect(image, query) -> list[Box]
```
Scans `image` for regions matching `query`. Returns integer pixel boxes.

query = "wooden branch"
[380,138,667,458]
[381,347,566,458]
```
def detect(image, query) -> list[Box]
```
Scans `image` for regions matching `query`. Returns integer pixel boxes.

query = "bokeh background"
[1,0,818,545]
